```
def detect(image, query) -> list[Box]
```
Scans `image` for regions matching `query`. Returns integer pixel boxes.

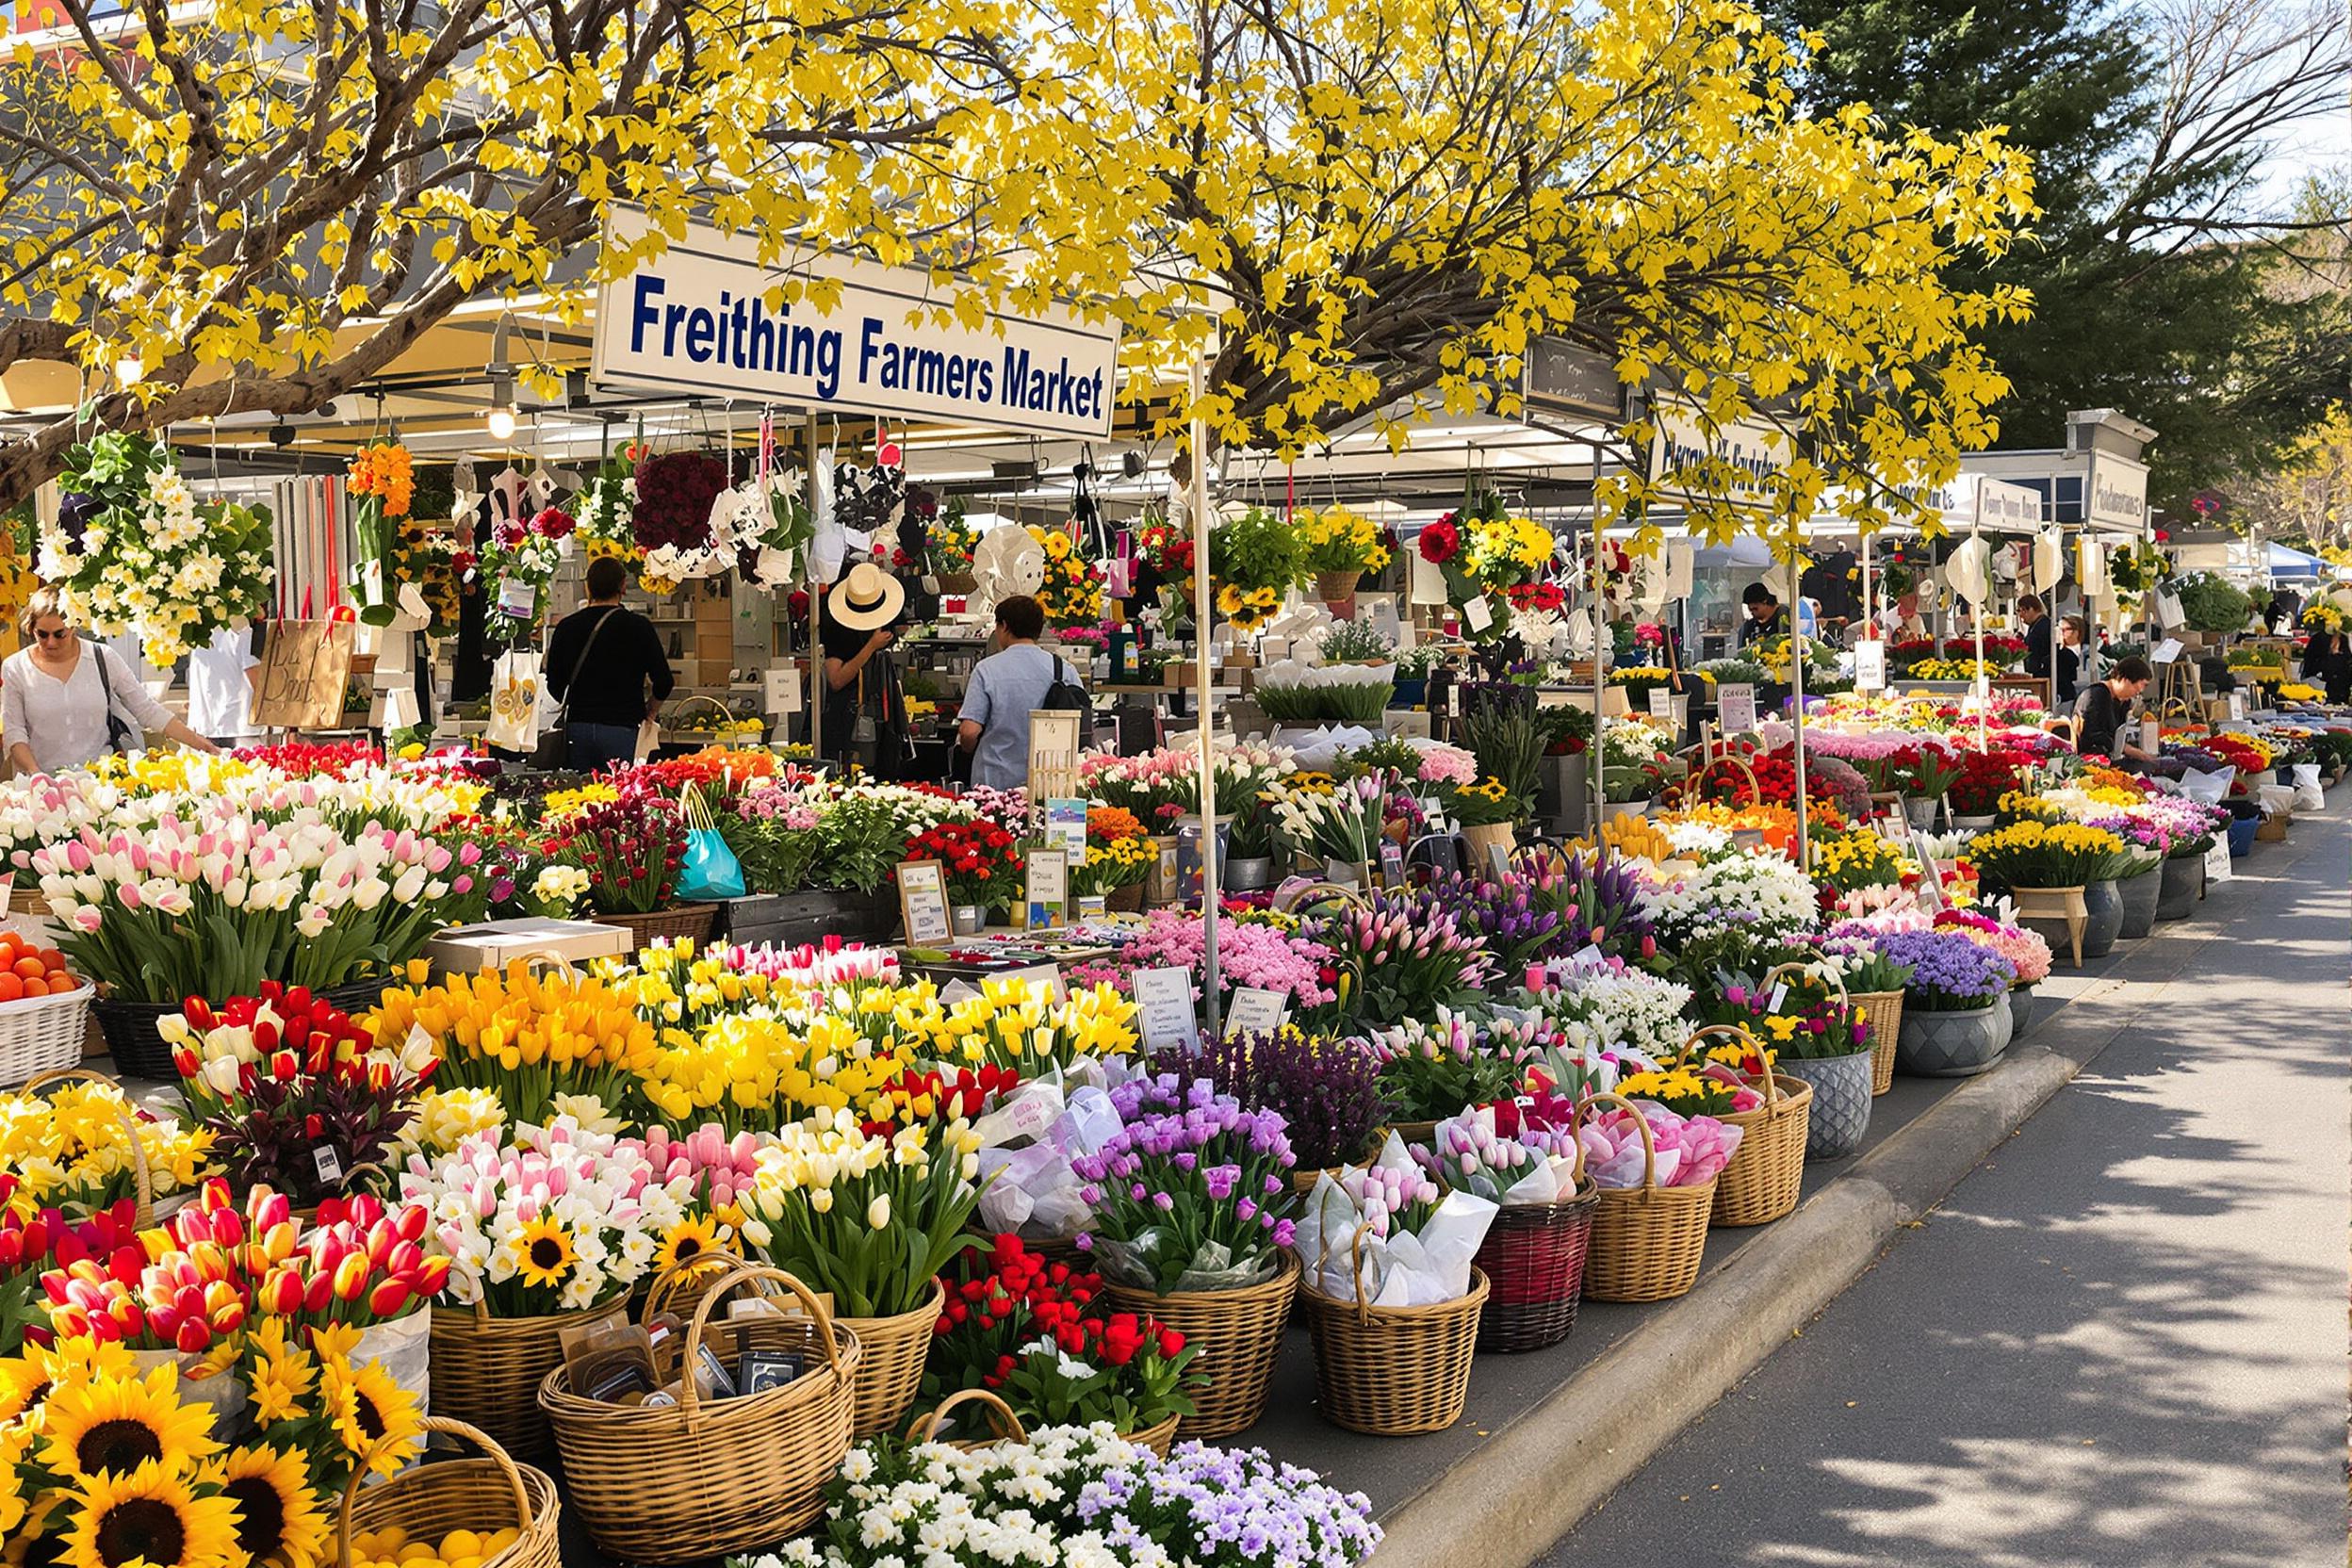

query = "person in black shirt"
[1735,583,1786,649]
[2019,594,2051,680]
[545,556,675,771]
[2056,615,2086,704]
[2072,656,2157,765]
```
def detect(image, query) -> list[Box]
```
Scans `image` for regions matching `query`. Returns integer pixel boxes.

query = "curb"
[1367,823,2328,1568]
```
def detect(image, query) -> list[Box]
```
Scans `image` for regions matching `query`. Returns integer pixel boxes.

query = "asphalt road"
[1545,801,2349,1568]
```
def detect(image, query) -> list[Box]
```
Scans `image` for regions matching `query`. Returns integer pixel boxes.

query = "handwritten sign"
[2204,841,2231,885]
[1646,687,1673,719]
[1462,596,1494,634]
[1222,985,1289,1040]
[1132,966,1199,1052]
[1854,640,1886,692]
[1718,683,1756,733]
[895,859,953,945]
[253,620,357,730]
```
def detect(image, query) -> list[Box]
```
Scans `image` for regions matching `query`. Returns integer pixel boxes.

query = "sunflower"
[319,1355,420,1478]
[0,1423,32,1537]
[60,1463,241,1568]
[242,1323,317,1429]
[209,1446,328,1568]
[654,1216,726,1282]
[3,1488,67,1568]
[1,1339,137,1427]
[510,1215,576,1289]
[40,1366,221,1482]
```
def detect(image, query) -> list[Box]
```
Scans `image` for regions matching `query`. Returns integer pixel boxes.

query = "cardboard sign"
[764,665,803,715]
[1718,683,1756,733]
[1222,985,1289,1040]
[2204,840,2231,885]
[1023,846,1070,932]
[1646,687,1673,719]
[1046,797,1089,863]
[895,859,954,946]
[1131,966,1199,1052]
[1854,639,1886,692]
[253,619,358,729]
[1027,710,1085,805]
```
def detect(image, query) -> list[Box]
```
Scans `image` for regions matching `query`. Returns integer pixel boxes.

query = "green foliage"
[2171,571,2251,633]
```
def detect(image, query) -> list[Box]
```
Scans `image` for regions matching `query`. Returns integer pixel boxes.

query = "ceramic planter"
[1895,999,2014,1077]
[1952,813,1997,831]
[2115,864,2161,939]
[2156,854,2202,922]
[2008,982,2039,1041]
[1222,856,1276,891]
[1777,1052,1874,1158]
[1903,796,1940,831]
[2080,878,2123,956]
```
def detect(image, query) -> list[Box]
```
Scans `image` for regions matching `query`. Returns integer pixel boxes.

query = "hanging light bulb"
[485,405,517,441]
[484,367,516,441]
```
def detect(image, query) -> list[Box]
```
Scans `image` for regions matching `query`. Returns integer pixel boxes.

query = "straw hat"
[830,562,906,631]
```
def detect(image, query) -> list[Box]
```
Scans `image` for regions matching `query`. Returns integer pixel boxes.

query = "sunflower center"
[354,1390,386,1443]
[76,1418,166,1476]
[95,1498,187,1567]
[674,1235,703,1260]
[221,1476,287,1560]
[528,1237,566,1270]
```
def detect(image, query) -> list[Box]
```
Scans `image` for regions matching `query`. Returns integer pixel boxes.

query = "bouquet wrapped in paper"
[1412,1106,1581,1206]
[1292,1133,1497,1307]
[972,1082,1125,1241]
[1576,1102,1741,1191]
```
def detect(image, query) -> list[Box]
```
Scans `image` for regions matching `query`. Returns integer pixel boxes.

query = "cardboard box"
[426,918,633,973]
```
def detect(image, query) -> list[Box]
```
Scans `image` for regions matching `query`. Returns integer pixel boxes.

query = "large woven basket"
[1299,1223,1488,1436]
[1578,1093,1716,1303]
[338,1416,561,1568]
[1472,1183,1601,1354]
[22,1067,154,1225]
[430,1289,628,1465]
[539,1263,859,1564]
[837,1279,945,1438]
[1101,1250,1297,1439]
[0,982,93,1088]
[1852,988,1905,1096]
[1685,1019,1811,1229]
[592,903,718,955]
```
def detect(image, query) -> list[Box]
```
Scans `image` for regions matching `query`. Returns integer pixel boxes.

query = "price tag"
[310,1145,345,1185]
[2204,841,2232,885]
[1854,640,1886,692]
[2228,692,2246,721]
[1646,687,1674,719]
[764,666,803,715]
[496,578,537,619]
[1446,681,1463,717]
[1463,596,1494,634]
[1023,848,1069,932]
[1131,966,1199,1053]
[895,859,954,946]
[1378,841,1406,888]
[1718,684,1756,733]
[1767,982,1788,1013]
[2138,717,2162,755]
[1223,985,1289,1040]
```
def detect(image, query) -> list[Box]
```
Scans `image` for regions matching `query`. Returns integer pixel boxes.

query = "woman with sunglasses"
[3,588,220,776]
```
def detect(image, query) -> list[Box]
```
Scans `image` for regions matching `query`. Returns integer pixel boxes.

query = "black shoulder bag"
[88,644,140,756]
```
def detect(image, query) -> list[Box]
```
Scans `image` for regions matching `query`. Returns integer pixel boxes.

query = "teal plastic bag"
[678,827,745,900]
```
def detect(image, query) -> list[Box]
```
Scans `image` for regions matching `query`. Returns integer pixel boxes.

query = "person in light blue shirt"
[956,595,1080,791]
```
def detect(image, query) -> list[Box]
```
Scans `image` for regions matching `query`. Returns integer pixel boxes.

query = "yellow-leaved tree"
[1063,0,2040,543]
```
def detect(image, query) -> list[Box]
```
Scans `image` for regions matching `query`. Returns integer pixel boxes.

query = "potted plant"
[1364,1010,1544,1135]
[1076,1073,1300,1438]
[1708,964,1875,1157]
[1208,507,1304,632]
[1878,929,2017,1077]
[2152,798,2229,920]
[1819,939,1916,1097]
[1253,661,1396,727]
[542,789,713,951]
[1073,806,1154,914]
[1298,505,1392,612]
[1932,910,2054,1041]
[1392,643,1444,709]
[902,818,1023,933]
[1964,819,2134,957]
[1901,744,1966,829]
[1446,774,1524,868]
[1267,771,1388,879]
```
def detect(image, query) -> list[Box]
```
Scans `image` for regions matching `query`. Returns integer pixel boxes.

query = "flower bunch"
[1878,928,2016,1010]
[476,501,578,647]
[891,976,1140,1077]
[1364,1008,1545,1122]
[593,936,779,1032]
[1209,507,1303,629]
[1072,808,1153,898]
[1314,890,1495,1026]
[163,986,432,1207]
[1175,1026,1384,1172]
[1298,505,1391,580]
[631,450,728,552]
[1101,908,1338,1009]
[400,1119,689,1314]
[1075,1074,1298,1294]
[0,1078,214,1217]
[368,961,658,1128]
[1615,1062,1756,1119]
[542,791,686,914]
[1531,957,1695,1061]
[636,1007,913,1134]
[1701,969,1869,1061]
[1639,849,1821,952]
[904,818,1024,910]
[633,1123,765,1280]
[1577,1102,1742,1189]
[743,1109,983,1317]
[1947,748,2031,816]
[1932,909,2052,986]
[1254,661,1396,727]
[863,1062,1023,1135]
[1076,746,1201,825]
[925,1234,1101,1395]
[1028,525,1105,629]
[1268,771,1389,867]
[1965,820,2132,889]
[1809,828,1915,898]
[1412,1107,1582,1202]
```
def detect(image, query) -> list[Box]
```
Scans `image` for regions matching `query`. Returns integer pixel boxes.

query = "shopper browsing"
[1736,583,1786,649]
[956,595,1083,791]
[545,556,676,771]
[2071,656,2160,766]
[2018,594,2051,680]
[2,588,220,775]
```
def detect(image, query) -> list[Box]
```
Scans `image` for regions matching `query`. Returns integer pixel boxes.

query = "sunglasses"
[32,629,73,644]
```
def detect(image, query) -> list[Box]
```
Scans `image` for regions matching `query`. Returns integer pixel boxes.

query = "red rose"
[1419,518,1461,564]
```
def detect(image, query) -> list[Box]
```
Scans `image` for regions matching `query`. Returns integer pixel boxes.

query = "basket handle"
[908,1387,1027,1446]
[1763,958,1850,1010]
[1680,1021,1776,1109]
[1275,881,1372,918]
[498,948,577,982]
[1572,1091,1658,1195]
[679,1262,844,1421]
[1690,750,1760,809]
[639,1242,743,1321]
[335,1414,531,1568]
[24,1067,154,1227]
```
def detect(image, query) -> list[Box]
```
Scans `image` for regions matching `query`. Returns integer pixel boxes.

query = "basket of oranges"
[0,932,91,1087]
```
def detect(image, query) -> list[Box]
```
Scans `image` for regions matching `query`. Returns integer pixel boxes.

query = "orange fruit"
[37,950,62,972]
[12,957,44,981]
[20,977,48,998]
[0,974,29,1003]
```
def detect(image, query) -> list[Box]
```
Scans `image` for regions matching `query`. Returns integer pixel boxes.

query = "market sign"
[592,215,1120,439]
[1645,401,1792,508]
[2086,458,2149,530]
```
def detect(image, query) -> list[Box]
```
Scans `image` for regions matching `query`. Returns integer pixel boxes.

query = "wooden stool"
[2009,884,2087,968]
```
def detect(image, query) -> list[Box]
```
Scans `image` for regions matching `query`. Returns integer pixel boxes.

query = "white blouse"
[2,640,173,774]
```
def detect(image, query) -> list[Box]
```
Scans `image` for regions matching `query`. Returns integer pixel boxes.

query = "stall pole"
[1188,360,1222,1037]
[806,412,823,765]
[1972,497,1989,756]
[1860,531,1875,643]
[1783,509,1812,870]
[1590,508,1609,848]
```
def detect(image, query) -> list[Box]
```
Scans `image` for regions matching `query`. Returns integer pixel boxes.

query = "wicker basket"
[907,1390,1181,1459]
[1577,1093,1715,1303]
[1851,988,1905,1097]
[1681,1019,1811,1229]
[1299,1224,1488,1436]
[0,982,94,1087]
[838,1279,945,1438]
[1101,1250,1297,1439]
[337,1416,561,1568]
[430,1290,628,1465]
[92,973,390,1079]
[21,1067,154,1225]
[1472,1182,1601,1354]
[539,1263,859,1564]
[592,904,718,955]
